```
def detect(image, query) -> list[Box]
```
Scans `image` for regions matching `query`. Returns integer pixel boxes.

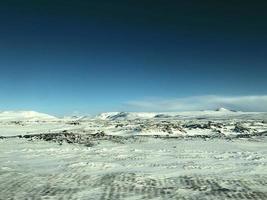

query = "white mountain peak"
[215,107,232,112]
[0,111,57,121]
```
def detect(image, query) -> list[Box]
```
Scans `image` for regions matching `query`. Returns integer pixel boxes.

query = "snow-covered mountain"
[96,108,238,120]
[96,112,156,120]
[62,115,92,121]
[1,108,264,122]
[95,108,267,121]
[0,108,267,138]
[0,111,58,121]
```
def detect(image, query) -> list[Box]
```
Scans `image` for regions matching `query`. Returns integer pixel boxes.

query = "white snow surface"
[0,109,267,199]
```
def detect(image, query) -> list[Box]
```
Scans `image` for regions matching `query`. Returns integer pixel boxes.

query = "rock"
[93,131,106,138]
[66,121,80,125]
[115,123,124,128]
[233,124,250,133]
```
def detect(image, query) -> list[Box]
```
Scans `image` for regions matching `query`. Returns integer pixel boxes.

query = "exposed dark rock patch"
[109,112,129,120]
[115,123,124,128]
[154,114,171,118]
[66,121,80,125]
[233,124,251,133]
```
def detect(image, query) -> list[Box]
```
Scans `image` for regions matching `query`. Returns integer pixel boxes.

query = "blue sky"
[0,1,267,115]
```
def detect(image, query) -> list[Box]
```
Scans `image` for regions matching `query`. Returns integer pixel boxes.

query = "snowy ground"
[0,110,267,199]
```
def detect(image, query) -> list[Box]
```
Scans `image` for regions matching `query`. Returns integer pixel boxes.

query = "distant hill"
[0,111,58,121]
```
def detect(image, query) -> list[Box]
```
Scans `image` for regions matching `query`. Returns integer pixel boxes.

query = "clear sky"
[0,1,267,115]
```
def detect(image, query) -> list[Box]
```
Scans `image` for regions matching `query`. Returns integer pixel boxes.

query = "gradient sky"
[0,1,267,115]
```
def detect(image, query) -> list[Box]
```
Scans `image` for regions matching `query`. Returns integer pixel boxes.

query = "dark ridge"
[1,130,266,146]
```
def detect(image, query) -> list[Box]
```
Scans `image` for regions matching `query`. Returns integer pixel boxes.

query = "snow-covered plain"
[0,109,267,199]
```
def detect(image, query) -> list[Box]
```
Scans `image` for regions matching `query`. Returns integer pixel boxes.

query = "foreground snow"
[0,137,266,199]
[0,109,267,199]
